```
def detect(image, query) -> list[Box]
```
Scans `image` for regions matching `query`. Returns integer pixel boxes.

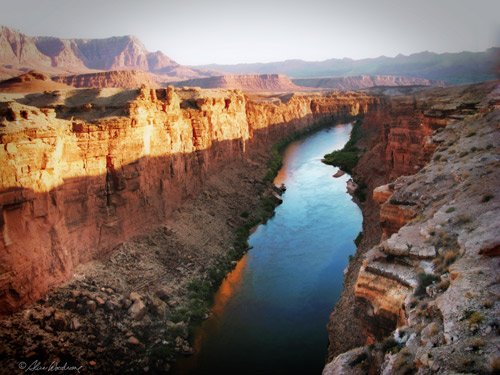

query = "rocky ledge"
[324,81,500,374]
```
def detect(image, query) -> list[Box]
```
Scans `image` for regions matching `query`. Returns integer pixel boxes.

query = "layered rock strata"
[170,74,303,92]
[0,87,378,314]
[51,70,159,89]
[325,81,500,374]
[293,75,445,90]
[0,25,218,80]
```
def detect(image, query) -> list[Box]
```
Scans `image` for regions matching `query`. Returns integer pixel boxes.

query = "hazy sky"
[1,0,499,65]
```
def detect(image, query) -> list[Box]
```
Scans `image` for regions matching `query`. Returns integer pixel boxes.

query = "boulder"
[150,297,169,320]
[52,310,68,331]
[127,336,140,345]
[154,286,173,301]
[129,292,142,302]
[128,299,147,321]
[86,300,97,313]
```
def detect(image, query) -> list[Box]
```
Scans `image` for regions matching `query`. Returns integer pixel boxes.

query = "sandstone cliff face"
[171,74,304,92]
[0,87,378,314]
[293,75,445,90]
[52,70,159,89]
[324,81,500,375]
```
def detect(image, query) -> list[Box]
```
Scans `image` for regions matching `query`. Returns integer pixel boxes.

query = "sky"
[1,0,499,65]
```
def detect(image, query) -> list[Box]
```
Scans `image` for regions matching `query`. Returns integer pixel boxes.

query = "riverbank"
[172,123,362,375]
[0,121,355,375]
[0,151,271,374]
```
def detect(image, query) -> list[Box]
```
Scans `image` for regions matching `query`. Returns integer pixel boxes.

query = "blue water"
[173,124,362,375]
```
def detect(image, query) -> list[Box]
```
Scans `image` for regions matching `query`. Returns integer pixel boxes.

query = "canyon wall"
[170,74,303,92]
[0,87,379,314]
[52,70,159,89]
[325,81,500,374]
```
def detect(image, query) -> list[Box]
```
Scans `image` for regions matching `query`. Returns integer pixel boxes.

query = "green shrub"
[446,207,455,213]
[170,307,189,323]
[323,151,359,173]
[354,179,368,202]
[354,232,363,247]
[150,345,173,361]
[322,119,364,174]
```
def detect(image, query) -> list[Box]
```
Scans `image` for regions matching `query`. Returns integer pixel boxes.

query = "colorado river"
[173,123,362,374]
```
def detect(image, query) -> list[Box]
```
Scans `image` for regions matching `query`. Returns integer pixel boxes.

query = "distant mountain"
[197,49,500,84]
[292,75,445,90]
[1,25,497,88]
[0,25,220,81]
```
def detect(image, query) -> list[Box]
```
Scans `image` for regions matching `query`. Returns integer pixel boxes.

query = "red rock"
[128,299,147,321]
[86,300,97,313]
[379,204,416,239]
[171,74,303,92]
[52,70,159,89]
[0,87,378,314]
[0,25,218,81]
[372,184,393,204]
[127,336,141,346]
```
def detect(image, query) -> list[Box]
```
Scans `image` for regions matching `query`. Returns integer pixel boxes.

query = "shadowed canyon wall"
[0,86,379,314]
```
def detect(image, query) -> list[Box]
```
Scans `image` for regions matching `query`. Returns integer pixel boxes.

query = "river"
[172,123,362,375]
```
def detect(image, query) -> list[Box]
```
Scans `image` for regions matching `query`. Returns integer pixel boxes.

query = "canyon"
[0,70,446,93]
[0,86,378,315]
[0,44,498,373]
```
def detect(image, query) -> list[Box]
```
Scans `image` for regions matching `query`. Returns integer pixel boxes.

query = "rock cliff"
[170,74,304,92]
[0,87,379,314]
[51,70,159,89]
[324,81,500,374]
[293,75,446,90]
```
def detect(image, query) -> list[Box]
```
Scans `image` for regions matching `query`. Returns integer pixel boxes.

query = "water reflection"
[173,123,362,375]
